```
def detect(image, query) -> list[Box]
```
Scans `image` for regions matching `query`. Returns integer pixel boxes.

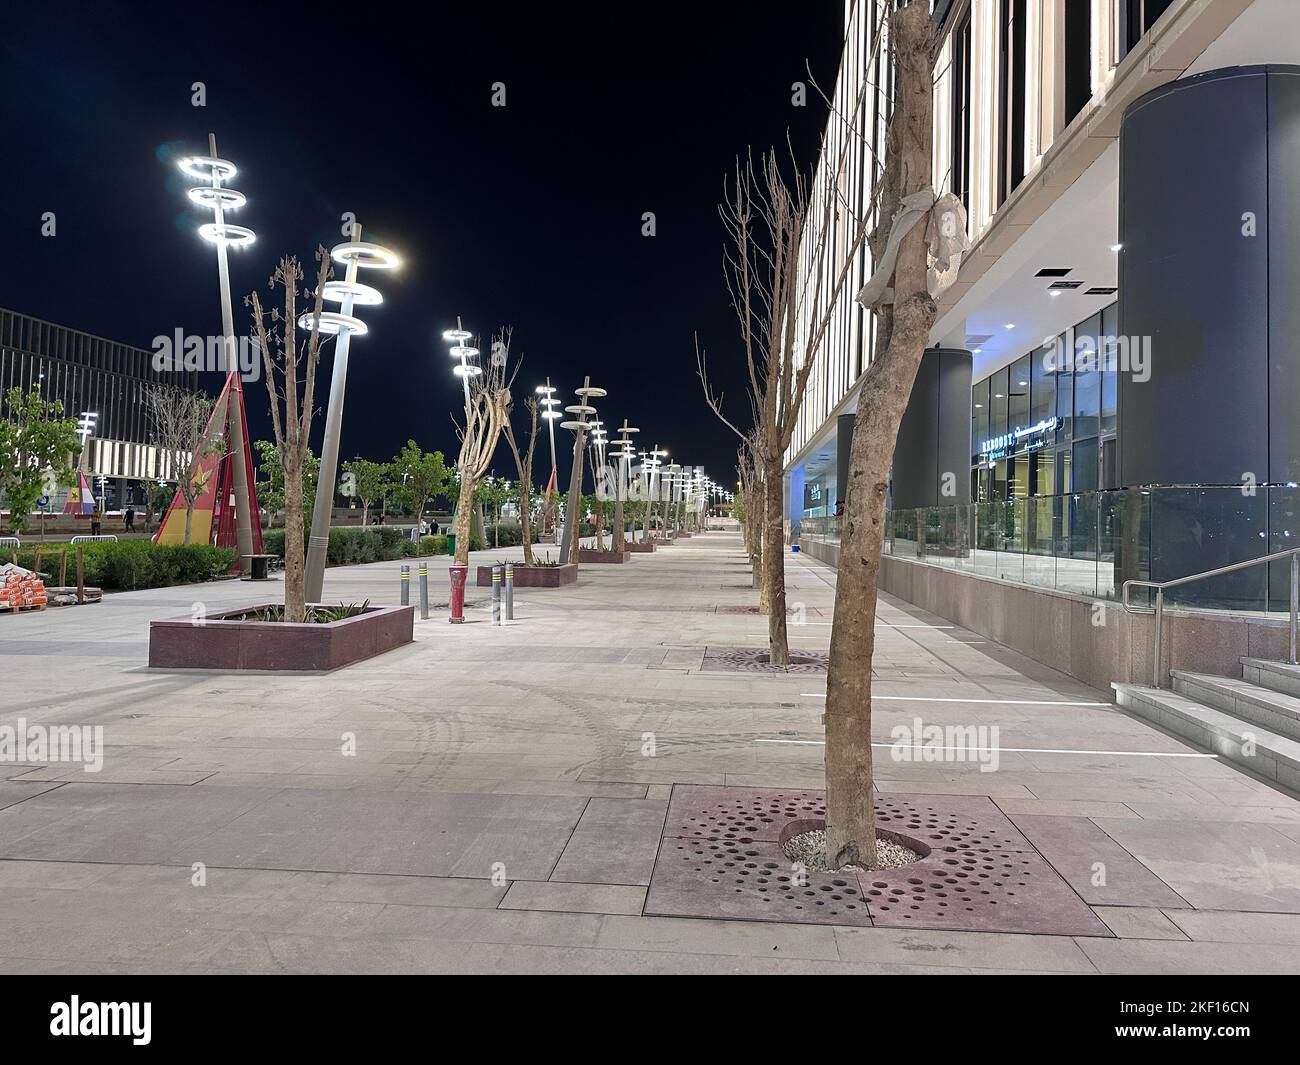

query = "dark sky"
[3,1,844,491]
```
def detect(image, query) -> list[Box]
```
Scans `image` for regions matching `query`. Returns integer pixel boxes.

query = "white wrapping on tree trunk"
[854,188,970,310]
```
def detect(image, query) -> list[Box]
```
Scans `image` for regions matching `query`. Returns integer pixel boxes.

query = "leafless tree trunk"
[452,327,516,566]
[503,393,540,567]
[824,1,939,869]
[698,117,875,664]
[145,384,218,546]
[249,250,330,624]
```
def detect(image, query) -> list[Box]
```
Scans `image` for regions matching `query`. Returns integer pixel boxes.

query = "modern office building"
[0,307,200,511]
[785,0,1299,689]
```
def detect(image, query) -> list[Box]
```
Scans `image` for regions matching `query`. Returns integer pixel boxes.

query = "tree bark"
[283,455,307,623]
[762,459,789,664]
[183,504,193,546]
[824,0,936,870]
[453,479,475,565]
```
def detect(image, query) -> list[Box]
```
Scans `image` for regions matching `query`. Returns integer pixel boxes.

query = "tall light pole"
[612,419,638,550]
[302,225,401,602]
[444,320,479,413]
[558,378,604,565]
[536,380,560,535]
[178,135,257,571]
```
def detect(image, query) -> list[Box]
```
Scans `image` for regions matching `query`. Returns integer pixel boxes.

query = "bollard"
[504,563,514,622]
[491,564,502,626]
[418,561,429,620]
[448,564,468,624]
[400,563,410,605]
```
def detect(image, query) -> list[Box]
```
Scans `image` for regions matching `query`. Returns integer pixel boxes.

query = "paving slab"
[500,881,647,916]
[1094,817,1300,913]
[1005,814,1190,908]
[548,797,667,885]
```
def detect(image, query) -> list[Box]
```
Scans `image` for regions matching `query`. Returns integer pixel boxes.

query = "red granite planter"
[577,548,630,563]
[476,563,577,587]
[148,603,414,672]
[625,542,655,553]
[652,537,673,546]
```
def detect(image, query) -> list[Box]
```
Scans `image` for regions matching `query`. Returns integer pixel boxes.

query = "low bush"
[15,540,235,590]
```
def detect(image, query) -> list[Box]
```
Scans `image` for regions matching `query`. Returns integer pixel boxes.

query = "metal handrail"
[1122,546,1300,688]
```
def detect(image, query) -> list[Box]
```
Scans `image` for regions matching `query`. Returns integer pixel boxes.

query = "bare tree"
[698,120,875,664]
[145,383,220,545]
[825,1,947,869]
[248,249,332,624]
[502,391,540,566]
[451,328,515,565]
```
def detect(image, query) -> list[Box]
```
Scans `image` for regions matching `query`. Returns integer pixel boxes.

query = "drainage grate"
[715,605,823,617]
[701,646,829,674]
[645,786,1110,936]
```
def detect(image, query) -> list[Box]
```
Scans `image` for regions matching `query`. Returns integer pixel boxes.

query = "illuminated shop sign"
[979,416,1059,462]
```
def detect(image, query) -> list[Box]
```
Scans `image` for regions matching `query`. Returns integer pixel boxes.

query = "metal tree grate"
[714,605,823,617]
[645,786,1109,936]
[701,646,829,674]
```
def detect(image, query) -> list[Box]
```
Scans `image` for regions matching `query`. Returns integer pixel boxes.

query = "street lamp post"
[178,134,257,572]
[536,380,560,536]
[558,377,604,565]
[302,225,400,603]
[612,419,638,551]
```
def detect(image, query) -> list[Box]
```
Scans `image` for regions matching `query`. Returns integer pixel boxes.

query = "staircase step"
[1112,682,1300,791]
[1172,670,1300,744]
[1241,658,1300,699]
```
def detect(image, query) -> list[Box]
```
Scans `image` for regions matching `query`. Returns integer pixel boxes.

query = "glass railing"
[798,487,1300,613]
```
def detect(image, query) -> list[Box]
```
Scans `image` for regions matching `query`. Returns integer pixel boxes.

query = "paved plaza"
[4,533,1300,974]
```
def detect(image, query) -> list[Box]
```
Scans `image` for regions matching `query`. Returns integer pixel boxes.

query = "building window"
[950,10,973,215]
[1063,0,1091,126]
[997,0,1028,208]
[1120,0,1176,61]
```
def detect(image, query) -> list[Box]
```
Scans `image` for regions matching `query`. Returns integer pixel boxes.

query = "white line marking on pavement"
[799,694,1111,706]
[755,739,1217,758]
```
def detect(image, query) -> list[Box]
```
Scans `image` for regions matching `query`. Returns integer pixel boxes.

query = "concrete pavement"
[2,532,1299,973]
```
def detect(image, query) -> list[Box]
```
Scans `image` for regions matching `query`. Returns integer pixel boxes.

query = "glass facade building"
[0,307,200,510]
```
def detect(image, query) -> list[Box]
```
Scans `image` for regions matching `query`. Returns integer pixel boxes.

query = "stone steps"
[1172,670,1300,744]
[1112,677,1300,792]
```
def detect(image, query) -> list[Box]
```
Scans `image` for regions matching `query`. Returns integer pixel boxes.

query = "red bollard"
[448,563,468,624]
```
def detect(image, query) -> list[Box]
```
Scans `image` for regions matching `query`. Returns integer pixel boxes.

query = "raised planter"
[578,548,630,564]
[149,603,414,672]
[652,537,673,546]
[476,563,577,588]
[625,542,655,553]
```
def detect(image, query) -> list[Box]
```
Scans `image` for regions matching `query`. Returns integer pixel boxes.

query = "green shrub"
[484,523,532,548]
[14,541,234,590]
[420,535,449,555]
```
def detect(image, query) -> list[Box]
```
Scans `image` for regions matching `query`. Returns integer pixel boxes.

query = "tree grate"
[645,786,1110,935]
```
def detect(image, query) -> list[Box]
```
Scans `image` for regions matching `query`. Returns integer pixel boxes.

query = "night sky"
[3,1,844,491]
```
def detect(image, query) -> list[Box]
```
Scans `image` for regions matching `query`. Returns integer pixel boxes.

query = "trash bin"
[446,532,457,557]
[246,554,273,580]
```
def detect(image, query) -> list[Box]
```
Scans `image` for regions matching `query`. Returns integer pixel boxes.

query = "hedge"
[261,527,481,564]
[14,541,236,591]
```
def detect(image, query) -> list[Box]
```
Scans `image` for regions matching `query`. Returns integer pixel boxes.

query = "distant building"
[0,307,201,511]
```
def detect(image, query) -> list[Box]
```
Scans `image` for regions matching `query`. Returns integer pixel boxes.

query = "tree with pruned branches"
[502,391,541,566]
[697,114,876,666]
[144,383,220,545]
[248,247,333,623]
[451,328,516,565]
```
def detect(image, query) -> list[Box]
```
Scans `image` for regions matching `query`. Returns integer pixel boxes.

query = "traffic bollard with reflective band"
[400,563,410,605]
[504,563,514,622]
[447,564,468,623]
[418,562,429,620]
[491,565,502,626]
